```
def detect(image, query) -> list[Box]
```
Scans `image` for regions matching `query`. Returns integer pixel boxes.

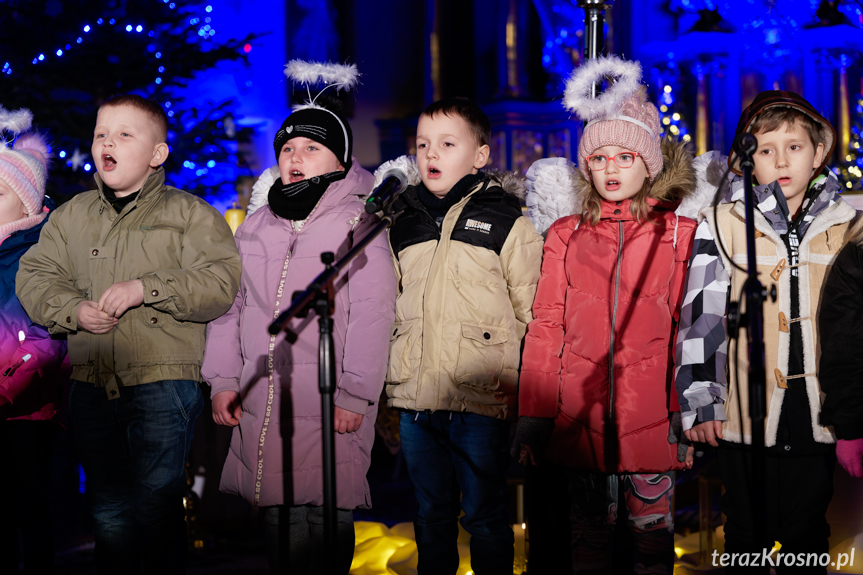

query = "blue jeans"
[70,379,203,575]
[399,410,514,575]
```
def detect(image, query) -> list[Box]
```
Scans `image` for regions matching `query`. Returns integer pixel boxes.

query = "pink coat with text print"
[202,161,397,509]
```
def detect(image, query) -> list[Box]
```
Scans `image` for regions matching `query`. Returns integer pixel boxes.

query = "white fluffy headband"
[0,105,34,139]
[563,55,643,122]
[283,60,360,108]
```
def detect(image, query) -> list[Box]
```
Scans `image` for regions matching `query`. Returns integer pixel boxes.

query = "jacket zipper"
[608,222,624,428]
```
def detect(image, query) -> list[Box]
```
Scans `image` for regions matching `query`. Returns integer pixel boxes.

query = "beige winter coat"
[385,175,543,420]
[706,199,857,445]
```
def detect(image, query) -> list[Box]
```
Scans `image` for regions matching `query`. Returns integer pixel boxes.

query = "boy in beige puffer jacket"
[385,97,543,574]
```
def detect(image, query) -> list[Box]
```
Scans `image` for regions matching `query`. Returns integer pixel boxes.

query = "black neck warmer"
[267,171,347,221]
[416,172,485,219]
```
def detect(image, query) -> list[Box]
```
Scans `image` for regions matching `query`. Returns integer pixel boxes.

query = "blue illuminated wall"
[185,0,290,184]
[185,0,863,187]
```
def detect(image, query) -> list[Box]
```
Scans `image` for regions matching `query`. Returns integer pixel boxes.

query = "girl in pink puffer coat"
[202,95,396,574]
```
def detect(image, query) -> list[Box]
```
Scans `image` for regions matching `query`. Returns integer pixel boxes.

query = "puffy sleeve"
[335,212,398,413]
[819,242,863,440]
[518,216,576,418]
[673,219,730,431]
[201,224,245,397]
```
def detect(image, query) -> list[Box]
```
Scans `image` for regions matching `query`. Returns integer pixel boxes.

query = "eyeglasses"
[585,152,640,170]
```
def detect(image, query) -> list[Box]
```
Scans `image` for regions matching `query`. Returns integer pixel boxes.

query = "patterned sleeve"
[674,219,731,431]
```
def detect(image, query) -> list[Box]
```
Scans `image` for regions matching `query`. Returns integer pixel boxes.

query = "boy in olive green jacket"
[16,95,240,574]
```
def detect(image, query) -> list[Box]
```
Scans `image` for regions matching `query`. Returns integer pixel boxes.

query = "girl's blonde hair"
[582,176,653,226]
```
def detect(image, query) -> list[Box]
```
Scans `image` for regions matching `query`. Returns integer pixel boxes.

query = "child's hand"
[684,445,695,468]
[511,416,555,466]
[334,406,363,434]
[77,300,118,333]
[667,412,695,467]
[212,390,242,426]
[98,279,145,318]
[519,445,539,467]
[684,420,724,447]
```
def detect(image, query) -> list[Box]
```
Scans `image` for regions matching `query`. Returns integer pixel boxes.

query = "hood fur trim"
[373,155,420,189]
[486,169,526,200]
[677,150,729,221]
[247,165,281,216]
[649,137,696,203]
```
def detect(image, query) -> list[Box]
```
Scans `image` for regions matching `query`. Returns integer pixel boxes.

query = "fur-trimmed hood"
[526,137,696,235]
[486,170,526,200]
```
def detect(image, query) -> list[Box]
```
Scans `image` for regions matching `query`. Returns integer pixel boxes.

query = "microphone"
[365,169,409,214]
[736,132,758,167]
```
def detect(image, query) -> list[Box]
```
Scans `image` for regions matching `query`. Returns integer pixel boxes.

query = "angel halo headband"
[0,105,34,142]
[563,55,655,138]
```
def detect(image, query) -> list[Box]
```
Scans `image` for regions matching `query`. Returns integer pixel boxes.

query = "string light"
[651,62,690,141]
[9,0,251,197]
[11,2,226,175]
[17,1,217,78]
[838,95,863,192]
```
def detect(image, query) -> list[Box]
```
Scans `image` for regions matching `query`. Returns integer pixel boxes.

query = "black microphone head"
[380,168,409,190]
[736,132,758,156]
[366,169,410,213]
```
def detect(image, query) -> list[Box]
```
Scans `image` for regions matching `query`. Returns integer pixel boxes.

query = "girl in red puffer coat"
[513,56,698,575]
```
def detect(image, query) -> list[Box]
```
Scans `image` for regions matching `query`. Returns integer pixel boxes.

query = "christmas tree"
[649,65,692,145]
[838,92,863,192]
[0,0,258,202]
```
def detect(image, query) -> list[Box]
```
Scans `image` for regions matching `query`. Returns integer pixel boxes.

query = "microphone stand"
[731,133,772,547]
[578,0,612,97]
[268,203,402,575]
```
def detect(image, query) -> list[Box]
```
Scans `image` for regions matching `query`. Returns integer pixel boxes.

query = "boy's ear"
[812,142,825,171]
[473,144,490,170]
[150,142,170,168]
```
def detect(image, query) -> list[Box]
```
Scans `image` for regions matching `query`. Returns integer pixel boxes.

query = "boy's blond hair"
[100,95,168,143]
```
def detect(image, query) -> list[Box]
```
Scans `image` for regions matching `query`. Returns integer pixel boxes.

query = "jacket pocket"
[455,322,509,389]
[67,331,92,367]
[132,309,203,364]
[386,320,416,384]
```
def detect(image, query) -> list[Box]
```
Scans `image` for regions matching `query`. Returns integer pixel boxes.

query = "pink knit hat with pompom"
[564,56,663,182]
[0,106,50,238]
